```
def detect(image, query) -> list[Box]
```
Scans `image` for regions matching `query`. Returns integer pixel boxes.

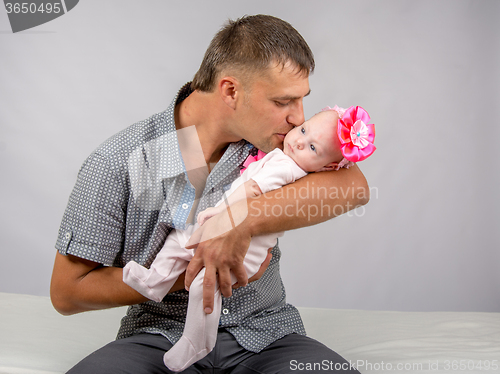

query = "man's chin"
[264,141,284,153]
[247,135,284,153]
[248,142,280,154]
[271,135,285,151]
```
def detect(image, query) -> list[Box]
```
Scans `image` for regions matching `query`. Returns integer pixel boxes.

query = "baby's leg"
[163,234,278,371]
[163,268,221,372]
[123,230,192,302]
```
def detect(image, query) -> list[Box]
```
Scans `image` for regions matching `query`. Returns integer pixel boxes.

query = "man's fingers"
[202,266,217,314]
[229,263,249,291]
[217,268,234,299]
[238,248,272,287]
[185,256,204,290]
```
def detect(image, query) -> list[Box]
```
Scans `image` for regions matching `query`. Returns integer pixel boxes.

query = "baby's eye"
[310,144,316,152]
[301,127,305,134]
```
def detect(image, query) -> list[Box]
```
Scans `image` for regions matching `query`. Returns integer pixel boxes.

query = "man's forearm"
[52,266,147,315]
[50,253,185,315]
[240,164,369,236]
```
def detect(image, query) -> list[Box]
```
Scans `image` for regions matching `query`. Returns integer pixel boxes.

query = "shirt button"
[65,232,71,240]
[182,203,189,209]
[222,308,229,315]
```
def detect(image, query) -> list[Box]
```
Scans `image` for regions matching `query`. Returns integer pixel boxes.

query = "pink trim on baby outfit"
[240,149,267,175]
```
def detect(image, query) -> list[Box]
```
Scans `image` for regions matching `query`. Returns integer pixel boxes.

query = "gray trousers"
[67,330,361,373]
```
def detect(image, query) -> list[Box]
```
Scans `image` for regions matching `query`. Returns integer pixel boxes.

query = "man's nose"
[287,100,305,127]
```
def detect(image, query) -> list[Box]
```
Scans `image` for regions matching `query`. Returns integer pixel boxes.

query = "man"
[51,15,367,373]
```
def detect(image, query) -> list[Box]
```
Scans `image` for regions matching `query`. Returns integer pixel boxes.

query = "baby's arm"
[197,179,262,226]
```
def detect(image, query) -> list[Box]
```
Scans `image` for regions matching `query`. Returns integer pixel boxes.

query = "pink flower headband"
[322,105,376,170]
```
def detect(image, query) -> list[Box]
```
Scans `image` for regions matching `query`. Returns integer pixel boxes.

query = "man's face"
[235,62,311,153]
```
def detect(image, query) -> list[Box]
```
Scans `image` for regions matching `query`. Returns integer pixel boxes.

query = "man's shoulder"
[97,109,172,156]
[73,107,176,184]
[93,83,190,161]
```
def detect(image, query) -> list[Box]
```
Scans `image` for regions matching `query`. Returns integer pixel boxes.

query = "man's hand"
[237,247,272,287]
[185,204,272,314]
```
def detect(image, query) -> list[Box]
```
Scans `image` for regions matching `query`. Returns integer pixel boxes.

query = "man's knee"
[234,334,360,373]
[67,334,173,374]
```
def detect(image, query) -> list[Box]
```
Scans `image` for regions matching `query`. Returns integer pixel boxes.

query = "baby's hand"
[197,207,220,226]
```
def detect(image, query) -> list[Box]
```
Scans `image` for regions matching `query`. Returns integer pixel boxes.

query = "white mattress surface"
[299,308,500,373]
[1,292,499,373]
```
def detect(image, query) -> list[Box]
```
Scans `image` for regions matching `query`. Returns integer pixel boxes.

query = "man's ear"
[218,77,241,110]
[316,162,339,172]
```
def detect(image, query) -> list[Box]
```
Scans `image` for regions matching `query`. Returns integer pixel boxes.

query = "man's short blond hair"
[191,14,315,92]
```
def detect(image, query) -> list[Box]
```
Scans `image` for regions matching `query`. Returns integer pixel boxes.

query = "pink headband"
[322,105,376,170]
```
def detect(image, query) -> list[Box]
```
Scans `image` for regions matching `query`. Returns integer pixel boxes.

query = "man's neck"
[175,89,241,166]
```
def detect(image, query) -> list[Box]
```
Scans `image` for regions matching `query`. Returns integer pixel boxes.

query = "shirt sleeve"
[251,152,308,194]
[55,151,127,266]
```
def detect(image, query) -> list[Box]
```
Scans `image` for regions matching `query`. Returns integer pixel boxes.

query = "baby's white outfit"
[123,148,307,372]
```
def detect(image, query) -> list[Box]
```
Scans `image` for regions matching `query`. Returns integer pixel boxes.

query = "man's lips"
[276,133,286,141]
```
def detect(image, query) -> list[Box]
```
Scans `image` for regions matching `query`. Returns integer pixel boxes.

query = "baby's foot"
[163,336,211,372]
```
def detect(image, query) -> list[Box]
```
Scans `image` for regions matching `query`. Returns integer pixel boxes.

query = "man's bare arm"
[246,164,369,234]
[49,252,179,315]
[50,248,271,315]
[185,165,369,312]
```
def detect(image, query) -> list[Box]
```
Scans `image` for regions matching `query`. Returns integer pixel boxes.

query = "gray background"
[1,0,498,312]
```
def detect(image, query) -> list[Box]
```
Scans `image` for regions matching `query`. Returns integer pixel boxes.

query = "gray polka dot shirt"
[55,83,306,353]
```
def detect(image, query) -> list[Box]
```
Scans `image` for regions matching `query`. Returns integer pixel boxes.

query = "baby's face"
[283,110,343,172]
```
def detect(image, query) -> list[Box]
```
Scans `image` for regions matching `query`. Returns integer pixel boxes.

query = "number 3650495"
[5,2,62,14]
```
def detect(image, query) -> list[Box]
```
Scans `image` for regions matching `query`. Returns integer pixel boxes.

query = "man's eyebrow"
[272,89,311,101]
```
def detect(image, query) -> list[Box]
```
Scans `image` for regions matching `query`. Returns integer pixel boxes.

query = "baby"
[123,105,376,372]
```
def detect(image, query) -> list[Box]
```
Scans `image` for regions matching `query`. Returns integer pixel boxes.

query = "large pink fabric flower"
[337,106,376,162]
